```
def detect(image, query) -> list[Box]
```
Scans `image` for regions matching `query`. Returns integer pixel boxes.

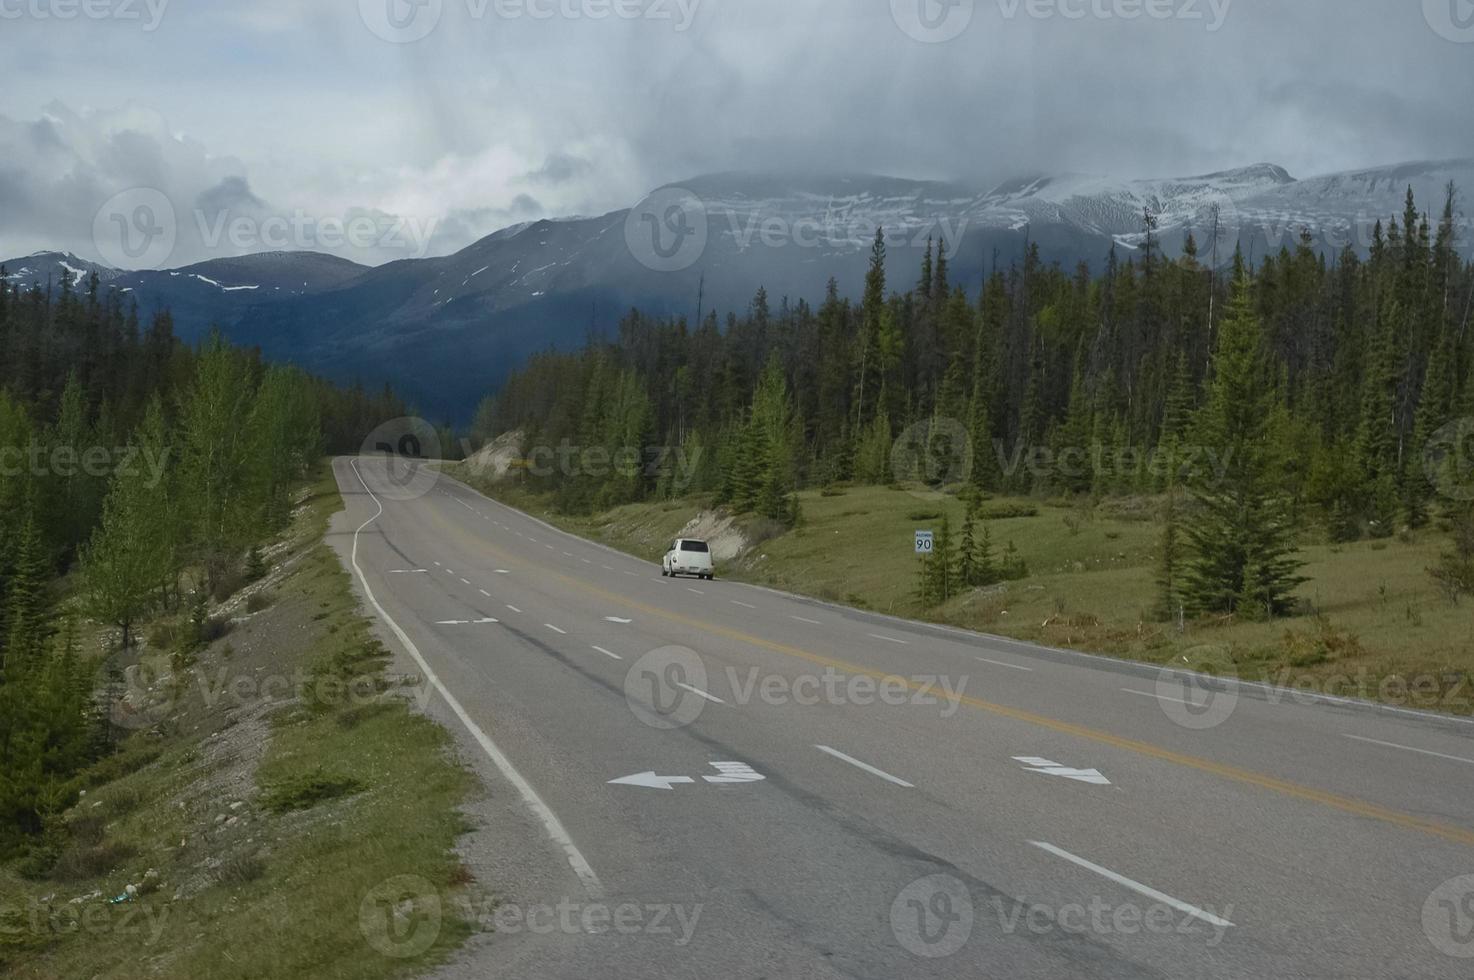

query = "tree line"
[476,184,1474,616]
[0,270,408,851]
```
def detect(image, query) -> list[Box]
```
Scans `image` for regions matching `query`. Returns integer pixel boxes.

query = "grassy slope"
[0,467,479,979]
[454,471,1473,715]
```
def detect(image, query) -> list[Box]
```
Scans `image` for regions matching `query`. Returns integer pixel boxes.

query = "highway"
[331,456,1474,979]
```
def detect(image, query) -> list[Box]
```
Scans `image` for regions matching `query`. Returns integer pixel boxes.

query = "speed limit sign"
[915,530,935,555]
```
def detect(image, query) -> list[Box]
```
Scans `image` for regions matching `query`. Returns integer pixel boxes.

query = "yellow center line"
[417,484,1474,849]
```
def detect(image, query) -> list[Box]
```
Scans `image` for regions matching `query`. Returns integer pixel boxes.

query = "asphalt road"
[330,456,1474,979]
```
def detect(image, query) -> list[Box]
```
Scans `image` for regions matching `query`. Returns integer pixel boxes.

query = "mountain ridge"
[5,157,1470,422]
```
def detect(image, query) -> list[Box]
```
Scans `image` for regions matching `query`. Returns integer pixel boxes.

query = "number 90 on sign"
[915,530,935,555]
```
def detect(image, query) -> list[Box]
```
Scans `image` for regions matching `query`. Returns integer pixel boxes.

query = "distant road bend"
[335,456,1474,979]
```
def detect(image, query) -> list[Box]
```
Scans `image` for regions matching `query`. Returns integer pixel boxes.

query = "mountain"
[6,159,1470,422]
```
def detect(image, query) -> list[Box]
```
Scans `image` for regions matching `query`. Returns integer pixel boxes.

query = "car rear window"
[680,541,710,553]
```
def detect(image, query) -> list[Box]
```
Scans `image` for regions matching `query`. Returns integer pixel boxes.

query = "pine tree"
[1154,486,1181,622]
[1355,297,1404,536]
[1430,503,1474,602]
[1407,328,1455,527]
[178,333,257,590]
[81,445,173,649]
[958,498,978,587]
[1182,267,1306,619]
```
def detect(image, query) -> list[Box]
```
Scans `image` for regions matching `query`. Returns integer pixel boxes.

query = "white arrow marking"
[703,761,765,784]
[1014,757,1111,785]
[608,772,696,791]
[604,617,633,624]
[608,762,766,789]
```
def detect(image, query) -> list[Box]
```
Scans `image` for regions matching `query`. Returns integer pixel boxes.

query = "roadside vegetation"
[0,468,478,979]
[454,475,1473,716]
[456,186,1474,714]
[0,274,477,977]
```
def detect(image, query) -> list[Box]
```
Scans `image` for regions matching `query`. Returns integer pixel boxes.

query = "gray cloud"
[0,0,1470,266]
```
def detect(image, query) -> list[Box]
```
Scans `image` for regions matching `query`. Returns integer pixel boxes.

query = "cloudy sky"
[2,0,1472,266]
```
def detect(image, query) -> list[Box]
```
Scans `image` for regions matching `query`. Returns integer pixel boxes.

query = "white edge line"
[977,657,1033,672]
[1029,841,1233,928]
[1121,688,1200,707]
[347,458,603,898]
[1342,734,1474,766]
[676,682,725,704]
[814,745,914,787]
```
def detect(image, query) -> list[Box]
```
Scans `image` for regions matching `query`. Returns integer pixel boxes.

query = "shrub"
[261,768,366,814]
[50,840,137,881]
[979,503,1039,520]
[246,591,274,613]
[214,854,267,887]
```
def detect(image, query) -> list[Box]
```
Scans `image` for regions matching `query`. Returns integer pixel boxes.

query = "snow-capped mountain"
[5,159,1470,421]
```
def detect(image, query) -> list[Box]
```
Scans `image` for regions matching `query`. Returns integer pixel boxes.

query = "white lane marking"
[479,589,492,597]
[582,558,593,565]
[545,624,567,635]
[791,615,822,625]
[604,617,633,625]
[460,577,471,585]
[436,620,470,626]
[1029,842,1234,928]
[1014,756,1111,785]
[1121,688,1204,708]
[496,570,511,575]
[432,561,442,566]
[592,646,622,660]
[1343,734,1474,766]
[563,552,574,558]
[624,572,639,578]
[346,459,603,899]
[545,545,555,551]
[868,633,909,645]
[388,569,429,575]
[675,682,725,704]
[977,657,1033,672]
[445,569,456,576]
[732,600,757,609]
[506,604,522,613]
[688,588,705,595]
[814,745,914,788]
[602,565,613,571]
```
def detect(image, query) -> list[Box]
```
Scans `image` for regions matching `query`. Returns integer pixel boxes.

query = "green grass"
[453,468,1474,715]
[0,465,480,979]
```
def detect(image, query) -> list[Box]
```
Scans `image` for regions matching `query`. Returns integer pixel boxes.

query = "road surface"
[331,456,1474,979]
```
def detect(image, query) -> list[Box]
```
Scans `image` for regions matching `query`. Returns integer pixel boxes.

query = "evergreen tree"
[1155,486,1181,622]
[1183,266,1306,619]
[81,442,173,649]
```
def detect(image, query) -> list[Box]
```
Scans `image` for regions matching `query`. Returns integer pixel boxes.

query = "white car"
[662,538,714,580]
